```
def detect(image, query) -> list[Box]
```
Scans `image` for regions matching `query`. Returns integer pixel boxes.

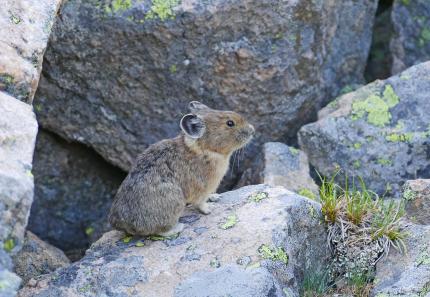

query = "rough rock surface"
[28,130,125,259]
[238,142,318,198]
[403,179,430,225]
[0,249,21,297]
[391,0,430,74]
[0,0,62,103]
[0,92,38,252]
[13,231,70,285]
[18,185,329,297]
[35,0,377,172]
[372,222,430,296]
[299,62,430,197]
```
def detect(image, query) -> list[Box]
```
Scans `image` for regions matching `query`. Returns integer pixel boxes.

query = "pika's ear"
[180,114,206,139]
[188,101,210,113]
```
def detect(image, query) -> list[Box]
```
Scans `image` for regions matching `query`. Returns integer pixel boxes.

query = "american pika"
[109,101,255,236]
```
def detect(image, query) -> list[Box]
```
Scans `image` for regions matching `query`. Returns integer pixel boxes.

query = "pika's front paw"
[208,193,221,203]
[197,202,211,215]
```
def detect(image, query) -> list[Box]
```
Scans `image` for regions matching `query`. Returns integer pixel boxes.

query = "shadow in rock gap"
[28,129,126,261]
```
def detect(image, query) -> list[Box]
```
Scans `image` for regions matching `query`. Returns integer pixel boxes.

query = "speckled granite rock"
[237,142,318,198]
[34,0,377,173]
[0,0,62,103]
[28,130,125,259]
[299,62,430,197]
[18,185,329,297]
[391,0,430,74]
[13,231,70,285]
[372,222,430,296]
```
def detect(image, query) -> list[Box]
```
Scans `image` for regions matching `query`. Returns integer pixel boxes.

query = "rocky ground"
[1,0,430,296]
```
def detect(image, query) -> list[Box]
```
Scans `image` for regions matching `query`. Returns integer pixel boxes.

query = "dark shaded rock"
[0,0,61,103]
[34,0,378,177]
[13,232,70,285]
[391,0,430,74]
[18,185,329,297]
[299,62,430,197]
[364,1,394,82]
[28,130,125,259]
[237,142,318,197]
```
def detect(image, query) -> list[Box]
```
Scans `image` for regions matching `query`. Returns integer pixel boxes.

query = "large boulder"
[298,62,430,197]
[391,0,430,74]
[13,231,70,285]
[34,0,378,172]
[237,142,318,198]
[372,222,430,296]
[28,130,125,260]
[18,185,329,297]
[0,0,62,103]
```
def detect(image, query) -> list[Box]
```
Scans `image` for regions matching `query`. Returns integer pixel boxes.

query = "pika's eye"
[226,120,235,127]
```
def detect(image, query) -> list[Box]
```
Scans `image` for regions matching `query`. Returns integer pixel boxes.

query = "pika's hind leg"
[157,222,185,237]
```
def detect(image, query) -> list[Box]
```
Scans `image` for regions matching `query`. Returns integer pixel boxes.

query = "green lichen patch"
[209,257,221,268]
[135,240,145,247]
[169,64,177,73]
[85,226,94,236]
[258,244,289,265]
[3,238,15,253]
[420,28,430,47]
[145,0,180,21]
[122,235,133,243]
[148,233,179,240]
[248,191,269,203]
[9,13,22,24]
[351,84,399,127]
[385,132,414,142]
[377,158,392,166]
[403,185,416,201]
[353,160,361,169]
[105,0,132,14]
[298,188,316,200]
[219,214,238,230]
[289,147,299,155]
[353,142,362,149]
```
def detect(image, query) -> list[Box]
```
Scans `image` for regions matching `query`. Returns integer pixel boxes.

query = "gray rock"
[0,0,61,103]
[391,0,430,74]
[238,142,318,198]
[18,185,329,297]
[13,231,70,285]
[174,265,284,297]
[299,61,430,197]
[372,222,430,296]
[28,130,125,259]
[403,179,430,225]
[0,91,38,252]
[0,92,37,296]
[34,0,377,173]
[0,268,21,297]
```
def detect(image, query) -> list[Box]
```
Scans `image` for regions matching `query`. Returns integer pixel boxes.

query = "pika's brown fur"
[108,101,255,236]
